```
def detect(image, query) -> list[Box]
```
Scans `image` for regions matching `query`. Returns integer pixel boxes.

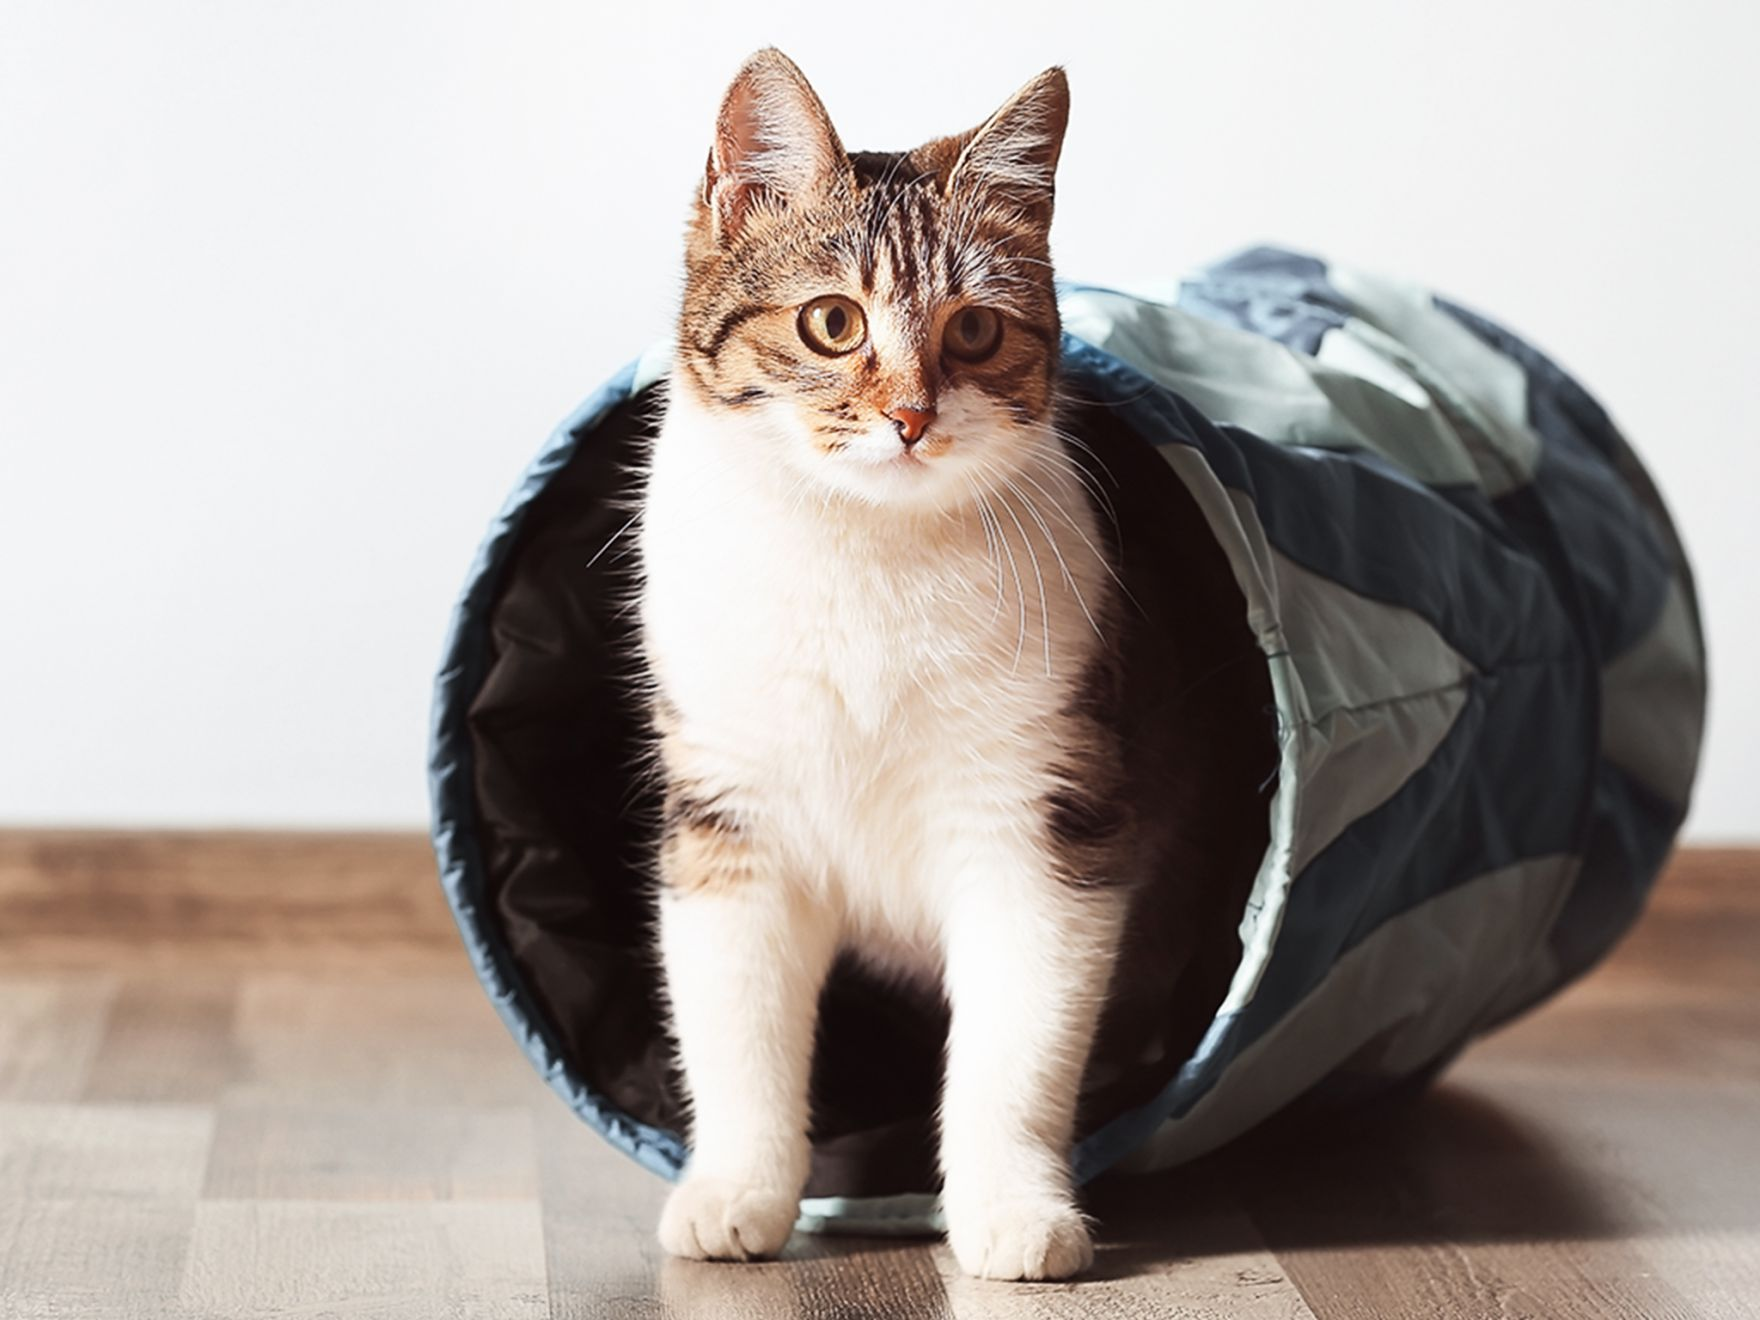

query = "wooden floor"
[2,835,1757,1318]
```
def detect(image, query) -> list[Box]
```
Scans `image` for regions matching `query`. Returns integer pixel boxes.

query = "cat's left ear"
[946,67,1070,228]
[704,48,849,243]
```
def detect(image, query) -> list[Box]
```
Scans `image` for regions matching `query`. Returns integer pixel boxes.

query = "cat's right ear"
[704,48,849,243]
[945,67,1070,229]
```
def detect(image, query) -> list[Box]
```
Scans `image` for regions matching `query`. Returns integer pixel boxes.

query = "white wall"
[2,1,1754,837]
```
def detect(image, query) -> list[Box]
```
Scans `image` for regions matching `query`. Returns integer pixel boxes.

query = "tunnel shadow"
[651,1073,1740,1313]
[1081,1079,1633,1281]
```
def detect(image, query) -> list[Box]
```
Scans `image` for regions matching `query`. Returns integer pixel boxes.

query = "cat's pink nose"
[887,405,936,445]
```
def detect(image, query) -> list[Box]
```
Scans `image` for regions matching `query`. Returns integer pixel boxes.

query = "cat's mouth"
[889,431,959,467]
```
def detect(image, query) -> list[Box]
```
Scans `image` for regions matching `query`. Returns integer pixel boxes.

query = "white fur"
[641,377,1125,1280]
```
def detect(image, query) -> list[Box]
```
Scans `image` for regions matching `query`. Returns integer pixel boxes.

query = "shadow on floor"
[1083,1080,1633,1281]
[651,1075,1740,1310]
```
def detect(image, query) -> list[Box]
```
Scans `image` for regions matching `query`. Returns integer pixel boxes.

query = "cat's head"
[673,49,1069,512]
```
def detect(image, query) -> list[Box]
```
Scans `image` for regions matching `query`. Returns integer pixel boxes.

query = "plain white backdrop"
[2,1,1754,837]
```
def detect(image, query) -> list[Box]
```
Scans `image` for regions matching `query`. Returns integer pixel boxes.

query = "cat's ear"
[946,68,1070,227]
[704,48,848,243]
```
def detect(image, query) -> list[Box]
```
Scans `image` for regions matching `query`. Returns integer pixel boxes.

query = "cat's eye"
[943,306,1003,363]
[797,296,867,356]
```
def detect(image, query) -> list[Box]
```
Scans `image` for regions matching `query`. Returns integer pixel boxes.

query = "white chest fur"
[637,383,1109,955]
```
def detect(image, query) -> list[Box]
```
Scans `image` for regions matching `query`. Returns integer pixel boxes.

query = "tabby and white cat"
[639,49,1126,1281]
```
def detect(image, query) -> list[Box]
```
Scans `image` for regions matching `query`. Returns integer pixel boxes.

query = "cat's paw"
[946,1197,1094,1281]
[658,1176,798,1261]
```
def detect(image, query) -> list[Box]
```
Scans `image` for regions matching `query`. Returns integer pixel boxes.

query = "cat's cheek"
[749,406,837,484]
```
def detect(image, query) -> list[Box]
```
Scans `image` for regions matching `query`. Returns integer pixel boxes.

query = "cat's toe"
[658,1177,798,1261]
[948,1199,1094,1281]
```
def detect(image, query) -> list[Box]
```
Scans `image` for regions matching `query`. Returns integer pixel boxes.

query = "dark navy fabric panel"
[1550,759,1684,987]
[1176,246,1352,356]
[1436,302,1688,1017]
[1507,442,1672,664]
[1438,299,1619,461]
[1440,299,1677,664]
[1223,653,1596,1052]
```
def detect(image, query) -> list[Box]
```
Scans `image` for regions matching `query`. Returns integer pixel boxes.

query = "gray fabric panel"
[1061,287,1384,453]
[1245,513,1476,877]
[1309,322,1483,486]
[1326,266,1539,496]
[1600,577,1705,808]
[1061,286,1495,489]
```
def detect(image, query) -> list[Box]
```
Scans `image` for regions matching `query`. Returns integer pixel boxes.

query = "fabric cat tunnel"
[428,247,1705,1233]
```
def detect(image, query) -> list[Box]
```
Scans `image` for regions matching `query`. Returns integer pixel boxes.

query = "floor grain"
[0,835,1754,1318]
[0,975,115,1101]
[178,1200,549,1320]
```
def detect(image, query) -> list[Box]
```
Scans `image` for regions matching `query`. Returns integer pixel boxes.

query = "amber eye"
[797,296,867,356]
[943,306,1003,362]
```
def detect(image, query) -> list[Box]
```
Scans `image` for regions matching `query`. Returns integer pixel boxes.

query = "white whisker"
[962,474,1008,623]
[988,475,1052,677]
[1002,470,1104,643]
[1018,445,1143,618]
[585,510,642,569]
[970,462,1029,672]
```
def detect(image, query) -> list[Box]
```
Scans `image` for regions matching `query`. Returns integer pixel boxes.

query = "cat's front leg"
[938,847,1127,1281]
[655,808,836,1261]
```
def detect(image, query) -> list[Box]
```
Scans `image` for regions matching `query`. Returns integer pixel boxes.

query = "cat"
[638,48,1126,1281]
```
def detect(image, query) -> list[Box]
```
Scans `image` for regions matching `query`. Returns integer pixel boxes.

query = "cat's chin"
[809,451,978,515]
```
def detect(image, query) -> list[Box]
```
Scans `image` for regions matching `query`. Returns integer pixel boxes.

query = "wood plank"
[0,1198,196,1320]
[223,973,548,1108]
[82,970,241,1103]
[1466,978,1760,1086]
[201,1103,539,1202]
[530,1094,677,1319]
[783,1244,953,1320]
[0,1102,213,1200]
[650,1243,955,1320]
[0,974,116,1101]
[1595,847,1760,991]
[1245,1076,1759,1320]
[0,829,456,951]
[178,1200,548,1319]
[0,832,1742,959]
